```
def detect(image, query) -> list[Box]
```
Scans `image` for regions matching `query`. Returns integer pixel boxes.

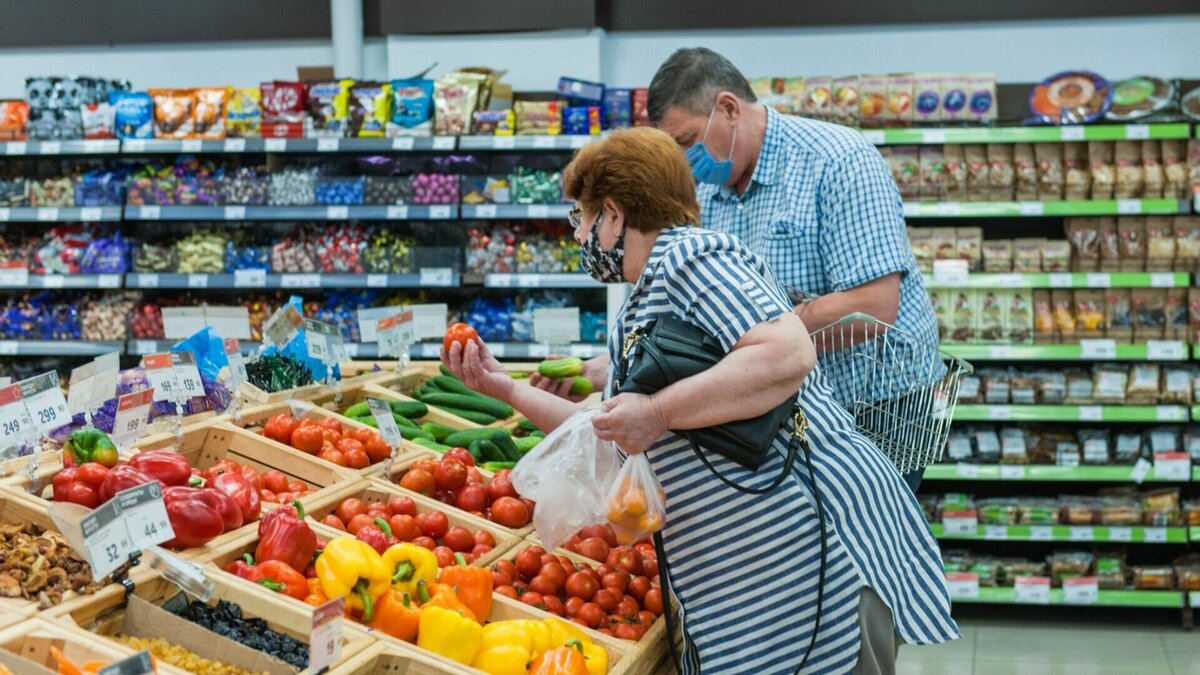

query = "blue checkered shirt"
[698,106,942,404]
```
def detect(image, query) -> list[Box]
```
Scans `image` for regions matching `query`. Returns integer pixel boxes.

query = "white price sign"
[1030,526,1054,541]
[955,462,980,478]
[234,268,266,288]
[1080,339,1117,359]
[367,398,403,450]
[357,306,405,343]
[1062,577,1099,605]
[1108,526,1133,542]
[419,267,454,287]
[410,303,449,340]
[1131,457,1153,484]
[0,383,32,446]
[942,511,978,536]
[172,352,204,400]
[1013,576,1051,605]
[1068,527,1095,542]
[161,307,206,338]
[113,482,174,551]
[378,311,415,358]
[309,597,345,673]
[534,307,581,345]
[21,372,70,436]
[81,499,133,581]
[932,259,969,286]
[945,572,980,600]
[143,353,180,402]
[1153,452,1190,480]
[998,465,1025,480]
[205,306,252,340]
[112,390,154,450]
[263,305,304,348]
[303,319,343,364]
[224,338,249,387]
[0,263,28,286]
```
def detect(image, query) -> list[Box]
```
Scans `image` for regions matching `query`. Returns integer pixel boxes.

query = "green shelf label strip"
[941,342,1188,361]
[924,464,1182,482]
[865,124,1191,145]
[931,523,1187,543]
[903,198,1188,218]
[923,272,1189,289]
[953,405,1189,423]
[952,587,1184,608]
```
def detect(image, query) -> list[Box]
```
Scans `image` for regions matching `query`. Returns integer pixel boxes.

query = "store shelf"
[120,136,457,154]
[951,586,1183,608]
[0,274,121,290]
[0,139,120,155]
[931,523,1187,543]
[480,273,602,289]
[863,123,1191,145]
[123,204,457,221]
[941,342,1189,362]
[460,204,572,219]
[1191,527,1200,542]
[0,340,124,356]
[124,272,460,290]
[409,342,606,359]
[0,206,121,222]
[127,339,387,359]
[925,463,1185,483]
[923,272,1188,289]
[902,199,1189,218]
[458,135,594,151]
[953,405,1189,423]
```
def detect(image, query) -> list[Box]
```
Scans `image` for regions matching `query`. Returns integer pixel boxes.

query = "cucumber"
[388,401,428,419]
[398,426,436,442]
[513,436,541,454]
[439,364,454,378]
[516,418,540,433]
[482,461,517,472]
[476,440,506,463]
[420,422,458,443]
[531,431,546,439]
[569,376,593,397]
[435,406,498,425]
[538,357,584,379]
[429,375,478,397]
[351,415,376,428]
[393,414,419,429]
[411,437,452,453]
[490,430,523,463]
[342,401,372,418]
[444,427,508,448]
[419,392,513,419]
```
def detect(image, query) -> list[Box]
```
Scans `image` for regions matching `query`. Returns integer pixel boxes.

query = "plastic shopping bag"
[511,407,620,552]
[605,453,667,545]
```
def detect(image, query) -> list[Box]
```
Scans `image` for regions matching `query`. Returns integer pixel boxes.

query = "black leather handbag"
[614,314,806,493]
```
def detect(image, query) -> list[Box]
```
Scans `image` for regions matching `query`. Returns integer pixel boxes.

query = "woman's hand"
[440,340,515,402]
[530,354,611,402]
[591,393,669,455]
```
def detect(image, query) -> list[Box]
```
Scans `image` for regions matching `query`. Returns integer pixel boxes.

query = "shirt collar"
[714,105,784,200]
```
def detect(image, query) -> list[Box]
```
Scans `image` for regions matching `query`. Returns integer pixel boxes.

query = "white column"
[330,0,364,78]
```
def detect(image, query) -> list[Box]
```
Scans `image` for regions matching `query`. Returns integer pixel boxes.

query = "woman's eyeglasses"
[568,207,583,230]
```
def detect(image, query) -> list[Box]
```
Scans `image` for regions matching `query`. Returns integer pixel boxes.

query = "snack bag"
[148,88,196,139]
[0,100,29,140]
[307,79,353,137]
[225,87,261,137]
[832,76,859,127]
[390,78,435,130]
[194,87,227,140]
[603,88,633,129]
[605,453,667,545]
[632,88,650,126]
[350,81,392,137]
[433,72,484,135]
[110,91,153,139]
[858,75,887,128]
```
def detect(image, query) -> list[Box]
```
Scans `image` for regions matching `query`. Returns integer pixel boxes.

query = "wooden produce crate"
[365,370,521,431]
[239,370,388,405]
[0,616,185,675]
[52,571,372,674]
[328,640,472,675]
[372,458,535,539]
[303,479,523,569]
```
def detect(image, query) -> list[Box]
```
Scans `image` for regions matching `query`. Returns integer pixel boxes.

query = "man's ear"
[715,91,741,123]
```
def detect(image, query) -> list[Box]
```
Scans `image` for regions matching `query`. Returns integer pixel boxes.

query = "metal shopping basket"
[809,312,973,474]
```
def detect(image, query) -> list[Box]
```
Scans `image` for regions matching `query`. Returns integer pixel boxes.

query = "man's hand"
[529,354,609,402]
[440,340,514,402]
[591,393,669,455]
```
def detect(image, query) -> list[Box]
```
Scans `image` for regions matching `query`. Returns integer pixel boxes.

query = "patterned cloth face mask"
[579,208,626,283]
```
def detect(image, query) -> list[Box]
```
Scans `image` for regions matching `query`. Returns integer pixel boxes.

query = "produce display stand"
[50,568,373,672]
[372,458,535,538]
[328,640,471,675]
[0,616,177,675]
[237,369,389,406]
[303,478,524,568]
[366,371,524,432]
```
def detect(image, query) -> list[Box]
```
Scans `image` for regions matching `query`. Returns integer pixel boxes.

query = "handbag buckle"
[792,408,809,442]
[622,325,645,359]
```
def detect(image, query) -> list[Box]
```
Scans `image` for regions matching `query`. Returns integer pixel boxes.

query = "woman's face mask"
[685,104,737,186]
[579,209,626,283]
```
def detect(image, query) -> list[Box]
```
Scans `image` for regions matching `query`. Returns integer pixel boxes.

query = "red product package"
[261,80,307,137]
[632,88,650,127]
[0,101,29,140]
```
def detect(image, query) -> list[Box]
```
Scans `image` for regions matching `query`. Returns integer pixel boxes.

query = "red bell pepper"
[356,517,397,555]
[255,500,317,572]
[161,486,225,548]
[99,465,155,504]
[208,472,261,523]
[195,488,243,531]
[51,462,109,509]
[223,553,257,580]
[254,560,308,600]
[129,450,192,487]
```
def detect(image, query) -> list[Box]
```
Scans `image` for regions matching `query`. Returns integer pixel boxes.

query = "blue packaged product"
[391,78,435,129]
[563,106,601,136]
[109,91,153,139]
[557,77,605,106]
[603,89,632,129]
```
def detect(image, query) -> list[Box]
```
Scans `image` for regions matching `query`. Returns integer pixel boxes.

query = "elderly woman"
[443,127,957,674]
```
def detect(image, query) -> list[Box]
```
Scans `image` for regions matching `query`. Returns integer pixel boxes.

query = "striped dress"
[607,227,958,674]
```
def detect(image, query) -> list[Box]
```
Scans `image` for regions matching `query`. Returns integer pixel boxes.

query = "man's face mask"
[685,104,737,186]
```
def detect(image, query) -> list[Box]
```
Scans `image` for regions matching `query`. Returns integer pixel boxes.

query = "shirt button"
[736,202,744,211]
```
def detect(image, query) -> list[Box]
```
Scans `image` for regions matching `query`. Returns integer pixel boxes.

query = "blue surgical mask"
[685,105,737,186]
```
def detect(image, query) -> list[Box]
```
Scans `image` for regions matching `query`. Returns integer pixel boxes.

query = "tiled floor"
[899,619,1200,675]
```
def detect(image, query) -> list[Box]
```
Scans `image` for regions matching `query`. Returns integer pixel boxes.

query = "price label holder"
[0,262,28,286]
[303,318,339,364]
[932,259,969,286]
[169,352,204,402]
[1108,526,1133,542]
[410,303,449,340]
[112,390,154,451]
[67,360,98,416]
[142,353,183,436]
[205,306,252,340]
[20,372,70,437]
[264,138,287,152]
[368,397,404,476]
[1143,527,1168,543]
[1080,339,1117,359]
[942,511,978,536]
[115,482,174,551]
[534,307,581,346]
[419,267,454,287]
[98,651,154,675]
[378,311,415,367]
[224,338,249,388]
[1013,576,1051,605]
[224,138,247,153]
[0,382,33,450]
[1154,452,1190,480]
[955,462,980,479]
[998,465,1025,480]
[310,596,345,673]
[1068,526,1095,542]
[1062,577,1099,605]
[262,305,304,350]
[392,136,415,151]
[945,572,980,600]
[162,307,206,338]
[234,268,266,288]
[1030,526,1053,541]
[1131,457,1152,484]
[81,499,133,580]
[1147,340,1185,360]
[983,525,1008,540]
[356,306,405,343]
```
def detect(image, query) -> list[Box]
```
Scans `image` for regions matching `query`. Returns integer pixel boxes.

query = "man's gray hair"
[647,47,757,124]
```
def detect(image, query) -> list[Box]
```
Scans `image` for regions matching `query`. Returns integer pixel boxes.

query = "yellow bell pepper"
[480,621,534,653]
[315,538,391,622]
[381,543,438,596]
[518,619,553,661]
[471,644,530,675]
[574,639,607,675]
[418,605,484,665]
[544,618,587,649]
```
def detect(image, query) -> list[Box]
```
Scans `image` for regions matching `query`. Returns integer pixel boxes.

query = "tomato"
[318,417,344,434]
[579,523,619,548]
[443,323,480,354]
[539,562,568,588]
[492,568,513,587]
[272,492,293,505]
[412,536,436,551]
[259,488,277,503]
[471,544,492,558]
[343,447,370,470]
[364,435,391,463]
[387,495,417,517]
[411,459,439,475]
[320,427,343,446]
[576,537,610,563]
[613,623,643,641]
[496,586,519,600]
[335,498,368,524]
[442,526,475,553]
[520,592,546,610]
[366,501,391,517]
[627,576,651,603]
[490,496,530,528]
[346,514,376,535]
[638,610,656,627]
[633,542,656,558]
[317,448,346,466]
[433,546,456,568]
[643,588,663,616]
[564,571,597,601]
[399,468,436,496]
[512,581,530,595]
[485,469,520,502]
[564,596,584,617]
[640,553,658,580]
[616,596,639,618]
[593,588,620,612]
[415,511,450,540]
[455,484,487,513]
[262,470,289,494]
[577,602,604,628]
[288,480,309,495]
[434,460,468,492]
[388,514,421,542]
[542,595,565,617]
[290,426,324,454]
[238,466,264,491]
[466,467,484,485]
[263,414,297,444]
[607,547,644,576]
[514,549,543,581]
[528,574,558,596]
[602,570,630,594]
[444,447,474,468]
[595,564,614,579]
[473,530,496,548]
[335,437,364,455]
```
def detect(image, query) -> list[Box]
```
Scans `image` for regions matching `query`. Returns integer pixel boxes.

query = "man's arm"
[796,274,900,353]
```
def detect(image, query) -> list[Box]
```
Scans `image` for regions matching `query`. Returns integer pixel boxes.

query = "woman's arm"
[443,340,581,433]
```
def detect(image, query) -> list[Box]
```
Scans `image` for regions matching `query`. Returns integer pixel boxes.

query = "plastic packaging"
[605,453,667,545]
[511,407,621,552]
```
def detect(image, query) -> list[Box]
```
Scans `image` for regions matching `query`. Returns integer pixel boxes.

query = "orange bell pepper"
[368,589,421,642]
[439,552,493,622]
[529,645,590,675]
[304,577,328,607]
[417,579,477,622]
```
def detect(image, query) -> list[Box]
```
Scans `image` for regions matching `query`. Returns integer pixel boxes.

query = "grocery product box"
[0,618,157,675]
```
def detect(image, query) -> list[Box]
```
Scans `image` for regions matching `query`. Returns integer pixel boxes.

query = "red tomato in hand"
[444,447,474,467]
[387,495,417,517]
[490,497,530,528]
[443,323,480,354]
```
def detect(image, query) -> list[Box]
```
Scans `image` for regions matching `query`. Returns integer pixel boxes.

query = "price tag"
[0,341,16,355]
[494,136,516,149]
[488,274,513,288]
[187,274,208,288]
[283,274,321,288]
[304,319,338,363]
[998,465,1025,480]
[1108,526,1133,542]
[429,205,453,219]
[1149,273,1177,288]
[123,139,146,152]
[368,397,403,449]
[1147,340,1185,360]
[475,204,497,218]
[224,205,246,220]
[142,353,179,402]
[115,481,174,550]
[391,136,415,151]
[410,303,449,340]
[942,511,978,536]
[0,383,30,446]
[367,274,388,288]
[1080,339,1116,359]
[527,343,551,358]
[162,307,206,338]
[934,202,961,217]
[420,267,454,287]
[489,343,507,357]
[80,207,103,221]
[860,130,885,144]
[378,311,415,358]
[4,141,27,155]
[356,307,404,343]
[567,344,593,357]
[0,263,29,287]
[1191,591,1200,609]
[1048,273,1072,288]
[224,338,248,387]
[517,275,541,288]
[432,136,455,150]
[234,268,266,288]
[1156,406,1185,422]
[134,340,157,356]
[81,499,132,580]
[98,651,154,675]
[40,141,61,155]
[921,129,946,144]
[171,352,204,400]
[386,205,409,220]
[181,139,203,152]
[945,572,980,600]
[932,259,969,286]
[40,274,64,289]
[1153,452,1190,480]
[1125,124,1151,140]
[983,525,1008,540]
[224,138,246,152]
[902,203,920,218]
[98,274,120,289]
[1082,273,1110,288]
[987,345,1012,359]
[20,372,69,436]
[1068,527,1095,541]
[343,343,359,358]
[317,137,340,152]
[326,205,349,219]
[1018,201,1045,216]
[533,136,557,149]
[1060,126,1085,141]
[206,306,252,340]
[1062,577,1099,605]
[1078,405,1103,421]
[37,207,60,221]
[67,361,98,416]
[570,135,592,149]
[309,597,345,673]
[528,204,551,218]
[1030,526,1054,541]
[1131,457,1153,484]
[534,307,581,345]
[1117,199,1142,215]
[955,462,980,478]
[264,138,287,152]
[986,405,1011,420]
[1014,577,1051,605]
[0,208,9,221]
[1141,527,1170,544]
[139,205,161,220]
